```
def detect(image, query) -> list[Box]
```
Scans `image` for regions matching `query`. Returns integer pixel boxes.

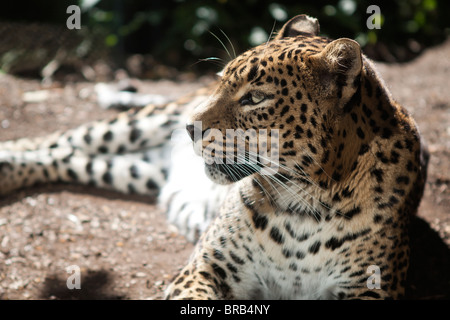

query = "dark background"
[0,0,449,79]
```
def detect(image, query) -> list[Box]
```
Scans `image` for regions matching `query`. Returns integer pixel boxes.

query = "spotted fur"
[0,15,428,299]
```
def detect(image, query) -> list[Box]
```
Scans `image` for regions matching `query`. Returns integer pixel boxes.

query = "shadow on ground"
[0,183,157,208]
[406,216,450,299]
[39,269,125,300]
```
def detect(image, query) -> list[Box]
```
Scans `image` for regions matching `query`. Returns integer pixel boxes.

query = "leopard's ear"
[319,38,362,78]
[274,14,320,40]
[310,38,362,103]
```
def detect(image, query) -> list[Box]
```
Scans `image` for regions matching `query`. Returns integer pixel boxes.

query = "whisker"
[234,153,318,216]
[219,28,236,59]
[234,151,331,219]
[191,57,227,69]
[224,163,279,218]
[261,20,277,63]
[251,175,277,206]
[265,20,277,49]
[218,163,238,182]
[263,172,320,221]
[209,30,233,61]
[233,129,329,190]
[298,146,334,183]
[215,146,350,223]
[244,149,319,188]
[199,57,224,63]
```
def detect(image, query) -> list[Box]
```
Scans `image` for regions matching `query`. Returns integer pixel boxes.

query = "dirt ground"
[0,40,449,300]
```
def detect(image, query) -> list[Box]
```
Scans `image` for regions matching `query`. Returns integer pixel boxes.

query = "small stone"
[134,272,147,278]
[1,119,9,129]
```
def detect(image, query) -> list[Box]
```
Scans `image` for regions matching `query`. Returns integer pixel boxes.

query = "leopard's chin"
[204,163,260,185]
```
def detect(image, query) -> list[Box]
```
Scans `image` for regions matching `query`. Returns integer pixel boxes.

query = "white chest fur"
[232,215,344,300]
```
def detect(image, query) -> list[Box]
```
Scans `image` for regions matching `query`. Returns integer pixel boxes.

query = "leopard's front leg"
[164,185,261,300]
[165,258,231,300]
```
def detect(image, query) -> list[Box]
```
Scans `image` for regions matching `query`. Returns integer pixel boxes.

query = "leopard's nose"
[186,124,196,142]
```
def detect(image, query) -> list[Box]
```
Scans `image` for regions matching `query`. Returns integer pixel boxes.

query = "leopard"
[165,15,429,299]
[0,14,428,299]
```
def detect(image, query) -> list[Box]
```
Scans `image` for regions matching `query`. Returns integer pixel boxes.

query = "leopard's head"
[187,14,363,186]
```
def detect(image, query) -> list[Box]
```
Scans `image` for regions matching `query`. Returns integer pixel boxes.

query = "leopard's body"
[0,15,428,299]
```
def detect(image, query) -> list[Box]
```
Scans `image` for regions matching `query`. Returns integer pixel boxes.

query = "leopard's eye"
[240,91,266,106]
[251,91,265,104]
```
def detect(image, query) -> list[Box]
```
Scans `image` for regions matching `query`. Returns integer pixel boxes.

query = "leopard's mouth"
[204,162,261,185]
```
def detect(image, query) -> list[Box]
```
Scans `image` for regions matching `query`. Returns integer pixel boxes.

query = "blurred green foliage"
[1,0,449,75]
[81,0,449,70]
